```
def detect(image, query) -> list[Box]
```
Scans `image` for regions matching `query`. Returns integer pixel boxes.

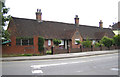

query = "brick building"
[2,9,115,55]
[111,22,120,35]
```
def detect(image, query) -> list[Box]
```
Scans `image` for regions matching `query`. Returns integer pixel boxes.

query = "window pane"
[22,39,28,45]
[16,39,21,45]
[75,39,80,44]
[59,40,64,45]
[29,38,33,45]
[48,40,51,46]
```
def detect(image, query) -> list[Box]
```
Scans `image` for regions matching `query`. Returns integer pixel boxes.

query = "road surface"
[2,52,119,75]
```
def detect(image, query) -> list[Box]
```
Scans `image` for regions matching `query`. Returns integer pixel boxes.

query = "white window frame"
[75,39,80,44]
[48,40,51,46]
[92,40,96,45]
[59,40,64,45]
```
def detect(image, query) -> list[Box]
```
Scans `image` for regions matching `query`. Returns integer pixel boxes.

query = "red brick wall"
[71,31,83,48]
[2,36,40,55]
[2,45,40,55]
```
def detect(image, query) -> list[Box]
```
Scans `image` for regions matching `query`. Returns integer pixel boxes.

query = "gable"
[72,30,83,41]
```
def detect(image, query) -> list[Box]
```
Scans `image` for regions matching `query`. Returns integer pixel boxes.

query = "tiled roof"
[111,22,120,30]
[8,17,115,40]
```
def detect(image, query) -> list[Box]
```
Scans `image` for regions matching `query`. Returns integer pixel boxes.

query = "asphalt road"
[2,53,119,75]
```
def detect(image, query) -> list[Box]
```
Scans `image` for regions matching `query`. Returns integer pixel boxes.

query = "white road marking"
[31,62,80,69]
[77,71,83,73]
[110,68,119,71]
[31,60,91,69]
[30,55,117,69]
[31,63,69,69]
[71,62,79,64]
[90,60,93,61]
[80,61,87,63]
[32,70,43,74]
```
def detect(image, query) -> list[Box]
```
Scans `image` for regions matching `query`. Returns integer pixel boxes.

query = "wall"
[2,45,40,55]
[2,36,40,55]
[71,30,83,48]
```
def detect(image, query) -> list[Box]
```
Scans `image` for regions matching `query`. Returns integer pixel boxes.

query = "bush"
[76,40,80,44]
[100,36,113,48]
[95,42,101,47]
[46,50,52,54]
[38,36,44,52]
[53,39,61,46]
[82,38,92,48]
[113,34,120,46]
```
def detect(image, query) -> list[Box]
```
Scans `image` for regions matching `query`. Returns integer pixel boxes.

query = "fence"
[49,45,120,54]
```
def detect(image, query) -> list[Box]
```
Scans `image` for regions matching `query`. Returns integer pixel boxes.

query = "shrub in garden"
[113,34,120,46]
[95,42,101,47]
[81,38,92,48]
[53,39,61,46]
[46,50,52,54]
[76,40,80,44]
[100,36,113,48]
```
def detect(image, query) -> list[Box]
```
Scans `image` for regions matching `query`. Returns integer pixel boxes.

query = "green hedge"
[113,34,120,46]
[38,36,44,52]
[100,36,113,48]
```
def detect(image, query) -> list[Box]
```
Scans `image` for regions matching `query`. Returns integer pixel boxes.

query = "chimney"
[36,9,42,22]
[74,15,79,27]
[99,20,103,28]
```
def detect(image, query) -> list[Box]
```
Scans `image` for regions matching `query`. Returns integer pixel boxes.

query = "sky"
[5,0,120,28]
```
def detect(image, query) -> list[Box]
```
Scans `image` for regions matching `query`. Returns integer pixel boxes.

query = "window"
[76,32,79,35]
[29,38,33,45]
[75,39,80,44]
[92,40,96,45]
[16,39,21,45]
[59,40,64,45]
[16,37,33,45]
[48,40,51,46]
[22,39,28,45]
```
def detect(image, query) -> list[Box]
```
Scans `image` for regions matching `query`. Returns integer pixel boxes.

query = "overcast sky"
[5,0,119,28]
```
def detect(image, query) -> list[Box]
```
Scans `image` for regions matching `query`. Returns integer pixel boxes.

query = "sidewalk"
[2,50,118,61]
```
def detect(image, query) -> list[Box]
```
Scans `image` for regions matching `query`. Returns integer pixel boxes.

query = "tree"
[0,1,11,40]
[113,34,120,46]
[100,36,113,48]
[81,38,92,48]
[53,39,61,46]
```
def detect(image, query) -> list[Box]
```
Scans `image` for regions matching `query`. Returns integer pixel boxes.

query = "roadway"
[2,52,119,75]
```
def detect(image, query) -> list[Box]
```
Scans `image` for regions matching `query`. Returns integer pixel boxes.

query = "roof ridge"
[12,16,108,29]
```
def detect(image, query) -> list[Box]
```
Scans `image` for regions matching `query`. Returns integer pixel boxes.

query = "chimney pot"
[36,9,42,22]
[99,20,103,28]
[74,15,79,27]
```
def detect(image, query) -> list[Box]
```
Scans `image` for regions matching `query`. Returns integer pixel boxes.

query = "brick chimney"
[99,20,103,28]
[36,9,42,22]
[74,15,79,27]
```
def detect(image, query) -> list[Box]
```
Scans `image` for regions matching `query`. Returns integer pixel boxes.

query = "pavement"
[2,50,119,61]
